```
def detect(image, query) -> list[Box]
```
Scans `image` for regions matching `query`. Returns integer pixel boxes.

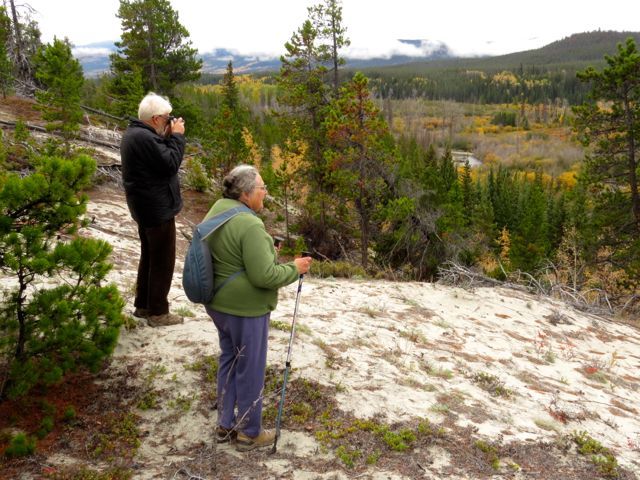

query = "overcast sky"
[24,0,640,59]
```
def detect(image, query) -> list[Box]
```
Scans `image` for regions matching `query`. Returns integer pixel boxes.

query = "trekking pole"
[270,273,304,454]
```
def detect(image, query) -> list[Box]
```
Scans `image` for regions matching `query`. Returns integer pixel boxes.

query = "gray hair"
[138,92,172,121]
[222,165,258,199]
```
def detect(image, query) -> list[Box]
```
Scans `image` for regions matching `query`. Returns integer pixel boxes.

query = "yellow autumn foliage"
[491,71,519,86]
[271,138,307,175]
[557,171,578,188]
[465,70,487,79]
[391,117,406,133]
[483,152,500,165]
[499,227,511,267]
[242,128,262,169]
[583,247,634,302]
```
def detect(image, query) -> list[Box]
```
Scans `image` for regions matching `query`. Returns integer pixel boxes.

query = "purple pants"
[207,308,270,437]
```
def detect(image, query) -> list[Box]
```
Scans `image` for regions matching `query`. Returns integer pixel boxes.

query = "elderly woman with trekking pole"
[203,164,312,451]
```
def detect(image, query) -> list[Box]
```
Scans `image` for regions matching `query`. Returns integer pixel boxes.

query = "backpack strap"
[214,269,245,295]
[199,204,254,240]
[200,204,255,295]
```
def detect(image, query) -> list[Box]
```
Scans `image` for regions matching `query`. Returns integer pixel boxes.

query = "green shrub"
[491,111,517,127]
[183,157,210,192]
[311,260,368,279]
[572,431,620,478]
[37,416,55,439]
[5,433,36,458]
[63,405,76,421]
[0,155,124,399]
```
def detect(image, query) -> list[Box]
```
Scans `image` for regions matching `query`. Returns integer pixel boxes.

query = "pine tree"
[460,160,474,226]
[573,37,640,279]
[438,146,457,196]
[209,62,251,178]
[278,18,332,244]
[111,0,202,94]
[324,72,393,268]
[510,172,550,272]
[0,155,124,399]
[0,7,13,98]
[106,65,145,118]
[308,0,350,95]
[33,38,84,146]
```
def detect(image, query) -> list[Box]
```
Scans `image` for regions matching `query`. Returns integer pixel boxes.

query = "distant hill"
[350,31,640,104]
[366,31,640,75]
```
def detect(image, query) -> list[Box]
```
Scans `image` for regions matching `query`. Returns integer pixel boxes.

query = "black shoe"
[133,307,150,318]
[216,426,237,444]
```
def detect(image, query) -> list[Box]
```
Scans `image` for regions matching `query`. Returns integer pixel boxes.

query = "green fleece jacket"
[204,198,299,317]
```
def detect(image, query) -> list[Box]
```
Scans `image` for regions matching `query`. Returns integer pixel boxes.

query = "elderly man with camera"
[121,92,186,327]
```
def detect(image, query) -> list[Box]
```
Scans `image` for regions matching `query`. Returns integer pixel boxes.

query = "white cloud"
[345,39,448,59]
[71,47,113,58]
[27,0,640,61]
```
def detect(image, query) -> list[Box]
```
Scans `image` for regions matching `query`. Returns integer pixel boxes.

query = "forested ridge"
[360,31,640,103]
[0,0,639,476]
[199,31,640,104]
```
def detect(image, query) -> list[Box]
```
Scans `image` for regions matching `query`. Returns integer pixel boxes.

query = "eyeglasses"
[256,184,267,191]
[154,114,175,122]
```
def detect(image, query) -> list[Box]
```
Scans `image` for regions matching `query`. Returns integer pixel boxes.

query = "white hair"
[137,92,172,121]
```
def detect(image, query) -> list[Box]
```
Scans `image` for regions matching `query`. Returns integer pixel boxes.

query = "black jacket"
[120,119,186,227]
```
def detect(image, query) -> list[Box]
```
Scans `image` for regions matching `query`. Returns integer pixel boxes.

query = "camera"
[273,236,284,248]
[163,115,177,137]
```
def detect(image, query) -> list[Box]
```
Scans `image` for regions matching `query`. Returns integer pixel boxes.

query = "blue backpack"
[182,205,254,304]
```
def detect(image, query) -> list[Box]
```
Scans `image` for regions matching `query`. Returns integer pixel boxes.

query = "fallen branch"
[0,119,121,150]
[437,261,628,318]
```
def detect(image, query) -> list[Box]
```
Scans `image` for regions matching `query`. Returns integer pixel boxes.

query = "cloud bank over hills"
[72,38,458,76]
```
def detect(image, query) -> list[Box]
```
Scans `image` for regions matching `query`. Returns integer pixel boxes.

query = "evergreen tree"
[308,0,350,95]
[489,166,519,232]
[0,155,123,399]
[509,172,550,272]
[438,146,457,196]
[209,62,251,177]
[111,0,202,94]
[106,65,145,118]
[33,38,84,146]
[0,7,13,97]
[468,180,498,268]
[460,160,474,226]
[324,72,394,268]
[573,37,640,278]
[375,144,469,280]
[278,18,332,245]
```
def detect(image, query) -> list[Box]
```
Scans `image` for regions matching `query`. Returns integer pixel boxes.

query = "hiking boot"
[147,312,183,327]
[216,426,237,444]
[236,429,275,452]
[133,307,149,318]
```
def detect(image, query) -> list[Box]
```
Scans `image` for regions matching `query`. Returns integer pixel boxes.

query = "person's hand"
[170,117,185,135]
[294,256,312,275]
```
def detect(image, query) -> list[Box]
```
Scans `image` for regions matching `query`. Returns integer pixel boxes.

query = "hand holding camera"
[165,115,185,137]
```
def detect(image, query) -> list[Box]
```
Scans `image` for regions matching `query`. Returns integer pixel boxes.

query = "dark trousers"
[206,308,270,438]
[134,218,176,316]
